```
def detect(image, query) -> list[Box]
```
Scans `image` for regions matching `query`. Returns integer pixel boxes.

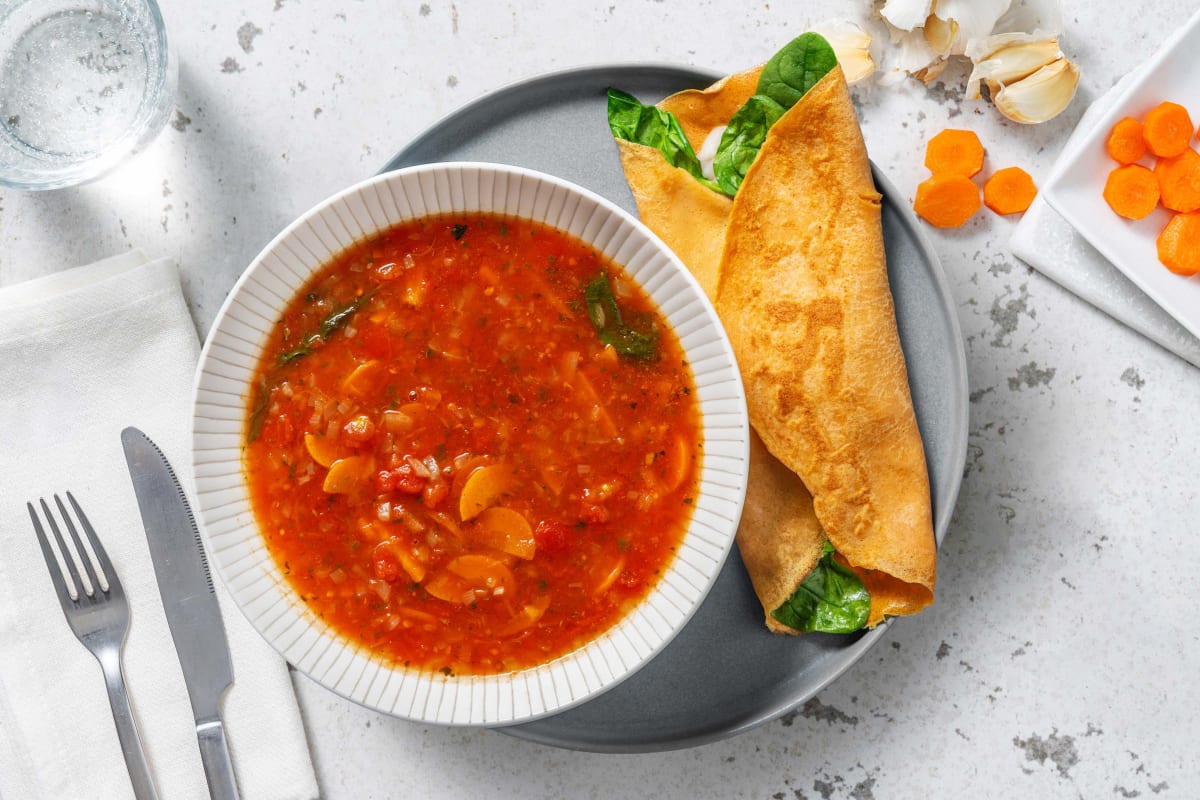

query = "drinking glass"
[0,0,176,190]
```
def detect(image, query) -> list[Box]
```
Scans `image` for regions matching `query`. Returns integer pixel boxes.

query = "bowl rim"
[191,161,750,726]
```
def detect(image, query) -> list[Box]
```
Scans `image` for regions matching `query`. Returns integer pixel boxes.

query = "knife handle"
[196,719,241,800]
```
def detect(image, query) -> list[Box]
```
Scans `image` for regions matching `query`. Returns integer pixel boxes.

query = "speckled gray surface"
[2,1,1198,797]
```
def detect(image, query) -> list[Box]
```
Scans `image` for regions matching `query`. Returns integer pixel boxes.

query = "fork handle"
[197,718,240,800]
[99,650,160,800]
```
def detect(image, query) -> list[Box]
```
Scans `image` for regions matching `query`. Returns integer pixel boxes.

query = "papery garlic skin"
[879,0,934,32]
[926,0,1013,55]
[991,0,1064,38]
[992,57,1080,123]
[879,24,945,86]
[811,19,877,84]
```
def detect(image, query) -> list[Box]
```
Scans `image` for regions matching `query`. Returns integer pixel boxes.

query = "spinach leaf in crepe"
[712,32,838,195]
[606,88,721,193]
[710,94,787,196]
[770,541,871,633]
[757,31,840,109]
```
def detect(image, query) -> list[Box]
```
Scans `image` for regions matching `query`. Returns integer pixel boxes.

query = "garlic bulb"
[878,0,1011,84]
[992,57,1080,123]
[811,19,877,84]
[875,0,1079,123]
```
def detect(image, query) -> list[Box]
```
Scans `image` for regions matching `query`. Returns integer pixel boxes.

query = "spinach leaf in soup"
[277,289,378,366]
[770,541,871,634]
[711,32,839,195]
[606,88,722,193]
[584,272,659,360]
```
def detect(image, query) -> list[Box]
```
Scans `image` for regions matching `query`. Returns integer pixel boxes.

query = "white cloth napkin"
[1010,72,1200,369]
[0,252,319,800]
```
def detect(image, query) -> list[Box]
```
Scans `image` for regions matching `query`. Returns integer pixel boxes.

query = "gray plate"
[382,64,968,753]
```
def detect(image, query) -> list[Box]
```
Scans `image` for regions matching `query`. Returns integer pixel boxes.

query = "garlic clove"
[913,58,950,84]
[965,31,1042,61]
[879,0,935,32]
[993,56,1080,123]
[811,19,877,84]
[923,13,959,55]
[966,35,1063,99]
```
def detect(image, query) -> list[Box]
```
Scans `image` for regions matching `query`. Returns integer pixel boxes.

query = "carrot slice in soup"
[472,507,536,559]
[322,455,372,493]
[592,553,626,596]
[458,464,512,521]
[655,433,695,492]
[446,553,515,595]
[497,593,551,636]
[424,571,475,604]
[304,432,341,468]
[450,455,494,497]
[341,359,385,397]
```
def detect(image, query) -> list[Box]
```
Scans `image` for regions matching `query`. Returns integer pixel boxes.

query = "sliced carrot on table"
[1142,101,1194,158]
[1154,147,1200,213]
[983,166,1038,215]
[1106,116,1147,165]
[1103,164,1160,220]
[1156,212,1200,275]
[924,129,985,177]
[913,173,981,228]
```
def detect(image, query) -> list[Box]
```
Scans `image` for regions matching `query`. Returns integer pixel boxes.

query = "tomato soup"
[244,213,702,675]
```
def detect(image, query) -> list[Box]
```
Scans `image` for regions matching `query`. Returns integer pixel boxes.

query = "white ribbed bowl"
[191,162,749,726]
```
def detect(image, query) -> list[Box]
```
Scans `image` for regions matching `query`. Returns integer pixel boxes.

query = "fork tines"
[28,492,116,605]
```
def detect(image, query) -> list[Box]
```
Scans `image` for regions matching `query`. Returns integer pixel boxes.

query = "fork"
[28,492,160,800]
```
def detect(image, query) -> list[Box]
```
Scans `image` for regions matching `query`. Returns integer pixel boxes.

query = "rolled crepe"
[615,64,935,630]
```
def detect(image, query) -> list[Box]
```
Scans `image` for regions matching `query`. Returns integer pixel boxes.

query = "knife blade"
[121,426,241,800]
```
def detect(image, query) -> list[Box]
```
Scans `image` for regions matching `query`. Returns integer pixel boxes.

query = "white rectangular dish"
[1042,8,1200,341]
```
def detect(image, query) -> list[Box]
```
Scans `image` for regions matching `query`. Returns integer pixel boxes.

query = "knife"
[121,426,241,800]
